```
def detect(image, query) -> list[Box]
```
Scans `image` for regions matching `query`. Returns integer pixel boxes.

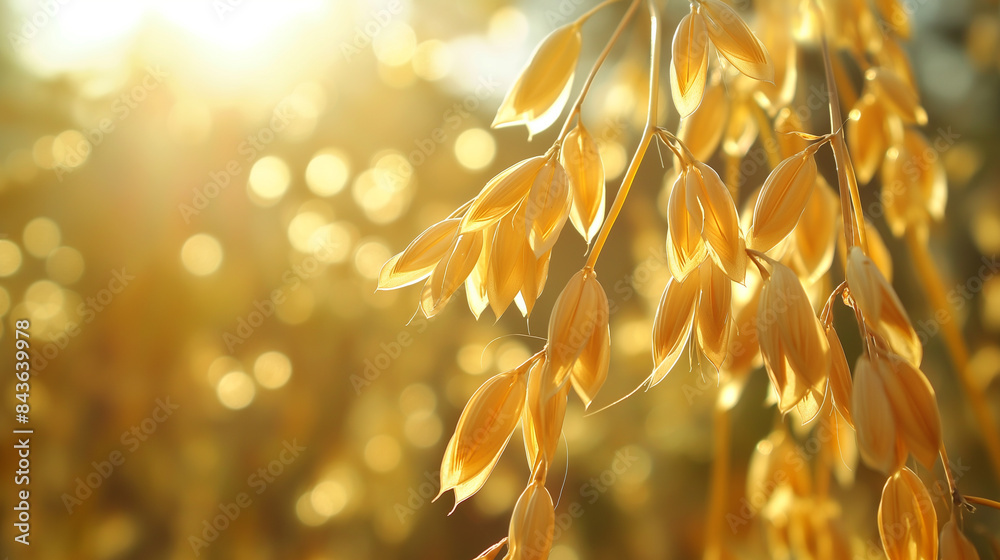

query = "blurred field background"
[1,0,999,559]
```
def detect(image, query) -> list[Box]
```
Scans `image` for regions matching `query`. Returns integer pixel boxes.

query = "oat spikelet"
[570,310,610,409]
[506,480,555,560]
[561,123,606,246]
[379,218,460,290]
[667,170,708,281]
[847,94,890,184]
[524,156,571,258]
[940,515,981,560]
[466,226,493,319]
[852,355,905,474]
[493,23,582,138]
[463,157,547,233]
[438,361,529,510]
[651,271,700,386]
[523,355,568,466]
[678,77,729,161]
[487,209,528,319]
[757,263,830,413]
[878,468,938,560]
[788,177,838,285]
[881,128,948,238]
[688,162,747,282]
[670,10,710,117]
[826,325,854,428]
[421,232,484,318]
[846,247,922,365]
[699,0,774,82]
[545,269,608,394]
[877,353,942,470]
[867,68,927,126]
[747,147,818,253]
[696,260,732,371]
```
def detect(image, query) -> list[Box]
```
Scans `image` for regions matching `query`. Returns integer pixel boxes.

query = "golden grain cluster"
[378,0,997,558]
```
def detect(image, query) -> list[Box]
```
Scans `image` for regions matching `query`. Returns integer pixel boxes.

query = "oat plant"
[378,0,1000,558]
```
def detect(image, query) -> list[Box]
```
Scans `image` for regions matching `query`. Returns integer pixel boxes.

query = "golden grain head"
[570,311,610,409]
[876,352,943,470]
[847,94,889,184]
[651,270,701,386]
[747,148,818,253]
[493,23,582,138]
[881,128,948,238]
[757,262,830,414]
[867,67,928,126]
[667,169,708,281]
[561,123,606,246]
[670,10,710,117]
[438,361,528,510]
[421,231,484,318]
[788,176,838,285]
[487,208,528,319]
[545,269,609,394]
[524,156,571,258]
[826,325,854,428]
[699,0,774,82]
[465,225,493,319]
[852,354,905,474]
[940,515,981,560]
[507,480,555,560]
[689,161,747,282]
[878,468,938,560]
[463,156,547,233]
[678,76,730,161]
[696,260,733,371]
[379,218,460,290]
[523,354,568,467]
[846,247,922,365]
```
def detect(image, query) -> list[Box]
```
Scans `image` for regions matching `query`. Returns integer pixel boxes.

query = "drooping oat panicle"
[670,9,710,117]
[561,123,606,246]
[747,147,818,253]
[847,94,891,184]
[881,128,947,238]
[756,262,830,413]
[524,156,571,257]
[696,260,732,371]
[852,355,905,474]
[493,23,582,138]
[698,0,774,82]
[544,269,608,394]
[506,480,555,560]
[878,468,938,560]
[688,161,747,282]
[523,355,568,467]
[746,429,813,503]
[866,68,928,126]
[421,231,484,318]
[940,515,981,560]
[678,76,729,161]
[651,271,700,386]
[826,325,854,428]
[438,361,529,510]
[667,170,708,280]
[463,157,547,233]
[846,247,922,365]
[876,353,942,470]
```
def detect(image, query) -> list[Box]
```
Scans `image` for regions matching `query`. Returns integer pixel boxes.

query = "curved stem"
[703,404,731,560]
[909,229,1000,483]
[556,0,642,142]
[577,0,624,25]
[585,0,660,269]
